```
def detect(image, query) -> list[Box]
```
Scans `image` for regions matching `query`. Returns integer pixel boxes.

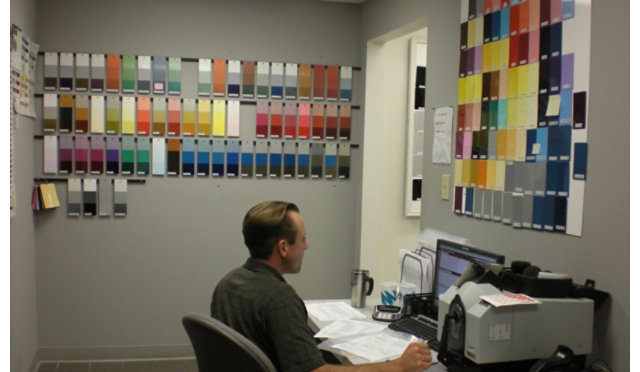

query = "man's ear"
[276,239,288,257]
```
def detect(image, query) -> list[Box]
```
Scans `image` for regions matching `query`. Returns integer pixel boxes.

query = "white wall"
[10,1,40,371]
[359,27,426,295]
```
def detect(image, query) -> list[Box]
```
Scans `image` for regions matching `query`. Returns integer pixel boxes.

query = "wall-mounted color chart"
[453,0,589,237]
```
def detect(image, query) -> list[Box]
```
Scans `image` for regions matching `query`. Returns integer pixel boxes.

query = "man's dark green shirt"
[211,258,326,372]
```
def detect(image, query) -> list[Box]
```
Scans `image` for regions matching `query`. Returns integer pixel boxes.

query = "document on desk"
[331,332,410,362]
[315,319,387,339]
[306,302,367,322]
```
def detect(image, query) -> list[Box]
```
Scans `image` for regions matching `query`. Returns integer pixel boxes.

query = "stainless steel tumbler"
[350,269,374,308]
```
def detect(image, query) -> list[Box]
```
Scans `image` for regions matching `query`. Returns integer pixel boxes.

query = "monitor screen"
[433,239,505,297]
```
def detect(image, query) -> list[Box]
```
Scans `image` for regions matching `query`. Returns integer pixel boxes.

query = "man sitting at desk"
[211,201,432,372]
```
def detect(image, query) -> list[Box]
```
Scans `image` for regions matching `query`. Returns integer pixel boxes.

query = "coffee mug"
[380,282,399,306]
[398,282,417,306]
[351,269,374,308]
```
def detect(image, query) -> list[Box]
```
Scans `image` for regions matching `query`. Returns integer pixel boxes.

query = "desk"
[305,299,447,371]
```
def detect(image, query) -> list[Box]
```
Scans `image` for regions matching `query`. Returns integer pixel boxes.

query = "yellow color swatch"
[517,96,528,128]
[454,159,463,187]
[486,160,496,190]
[482,42,492,73]
[458,77,467,105]
[121,97,135,135]
[507,98,518,129]
[494,160,506,191]
[496,129,507,160]
[197,99,211,136]
[470,159,479,188]
[183,99,196,136]
[498,39,509,70]
[526,95,538,129]
[213,100,226,136]
[468,19,477,48]
[475,16,484,46]
[516,128,527,161]
[517,65,528,97]
[508,67,519,99]
[472,74,482,103]
[506,129,517,160]
[528,62,539,96]
[462,159,472,187]
[466,76,475,103]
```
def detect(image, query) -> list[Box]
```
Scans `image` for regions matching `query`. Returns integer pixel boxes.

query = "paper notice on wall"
[10,24,38,118]
[432,106,454,164]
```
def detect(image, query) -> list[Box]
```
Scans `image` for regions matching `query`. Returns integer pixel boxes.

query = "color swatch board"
[453,0,590,237]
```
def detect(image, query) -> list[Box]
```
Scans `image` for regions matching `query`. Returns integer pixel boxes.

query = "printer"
[433,257,609,372]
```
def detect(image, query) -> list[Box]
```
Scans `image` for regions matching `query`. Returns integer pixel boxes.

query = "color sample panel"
[121,55,136,93]
[242,61,256,98]
[285,63,298,99]
[44,53,58,90]
[198,99,211,136]
[256,102,269,138]
[312,104,324,139]
[121,97,136,135]
[283,142,296,178]
[153,56,167,94]
[198,59,212,96]
[313,65,326,100]
[284,102,297,139]
[106,137,119,174]
[197,139,210,176]
[182,138,195,176]
[67,179,82,216]
[121,137,135,175]
[59,136,73,174]
[98,178,113,217]
[168,57,181,95]
[106,96,120,134]
[256,61,269,98]
[270,102,283,138]
[325,105,338,139]
[255,141,268,178]
[91,54,105,92]
[152,98,166,136]
[339,105,351,140]
[167,98,181,135]
[167,138,180,175]
[213,59,227,97]
[90,136,104,174]
[83,179,97,216]
[136,97,151,135]
[212,140,225,176]
[227,100,240,137]
[271,62,284,99]
[137,55,151,94]
[183,99,196,136]
[44,135,58,174]
[43,94,57,132]
[137,138,150,175]
[75,53,89,91]
[226,140,240,177]
[228,60,241,97]
[113,179,127,217]
[75,135,89,174]
[297,142,310,178]
[269,141,282,178]
[152,138,166,176]
[310,143,323,178]
[327,65,339,100]
[241,140,253,177]
[75,95,89,133]
[298,64,311,100]
[339,66,352,101]
[325,143,337,179]
[213,100,226,136]
[298,103,311,139]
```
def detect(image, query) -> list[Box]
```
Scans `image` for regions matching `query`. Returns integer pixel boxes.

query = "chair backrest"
[182,313,277,372]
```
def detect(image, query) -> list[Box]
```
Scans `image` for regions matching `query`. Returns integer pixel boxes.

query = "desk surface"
[305,299,446,371]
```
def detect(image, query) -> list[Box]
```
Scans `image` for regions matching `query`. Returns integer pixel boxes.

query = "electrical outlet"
[441,174,450,200]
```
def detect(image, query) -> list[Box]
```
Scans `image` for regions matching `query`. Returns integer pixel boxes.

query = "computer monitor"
[433,239,505,297]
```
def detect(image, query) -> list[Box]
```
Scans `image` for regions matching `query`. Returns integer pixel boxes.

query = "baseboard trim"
[37,344,194,362]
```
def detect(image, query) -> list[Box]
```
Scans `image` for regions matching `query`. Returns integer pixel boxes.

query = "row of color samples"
[43,136,352,179]
[453,143,588,196]
[454,188,569,233]
[454,125,585,163]
[42,95,353,140]
[460,0,575,33]
[43,53,353,101]
[67,178,127,217]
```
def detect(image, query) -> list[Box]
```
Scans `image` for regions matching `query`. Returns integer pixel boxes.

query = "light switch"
[441,174,450,200]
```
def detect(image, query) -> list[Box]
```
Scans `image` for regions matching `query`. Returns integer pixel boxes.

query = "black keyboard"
[388,314,441,351]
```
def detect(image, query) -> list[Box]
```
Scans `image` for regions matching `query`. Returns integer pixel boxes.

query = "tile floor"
[35,358,198,372]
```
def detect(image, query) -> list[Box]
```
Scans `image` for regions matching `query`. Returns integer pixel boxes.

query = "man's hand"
[390,342,432,372]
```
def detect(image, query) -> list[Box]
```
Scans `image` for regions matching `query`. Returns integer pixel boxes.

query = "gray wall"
[33,0,363,359]
[364,0,629,371]
[11,0,40,371]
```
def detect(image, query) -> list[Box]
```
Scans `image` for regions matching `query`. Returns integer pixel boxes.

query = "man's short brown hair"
[242,201,300,259]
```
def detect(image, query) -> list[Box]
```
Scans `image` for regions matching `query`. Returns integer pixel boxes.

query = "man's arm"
[311,342,432,372]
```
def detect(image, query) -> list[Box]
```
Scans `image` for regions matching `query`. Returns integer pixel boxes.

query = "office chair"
[182,313,277,372]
